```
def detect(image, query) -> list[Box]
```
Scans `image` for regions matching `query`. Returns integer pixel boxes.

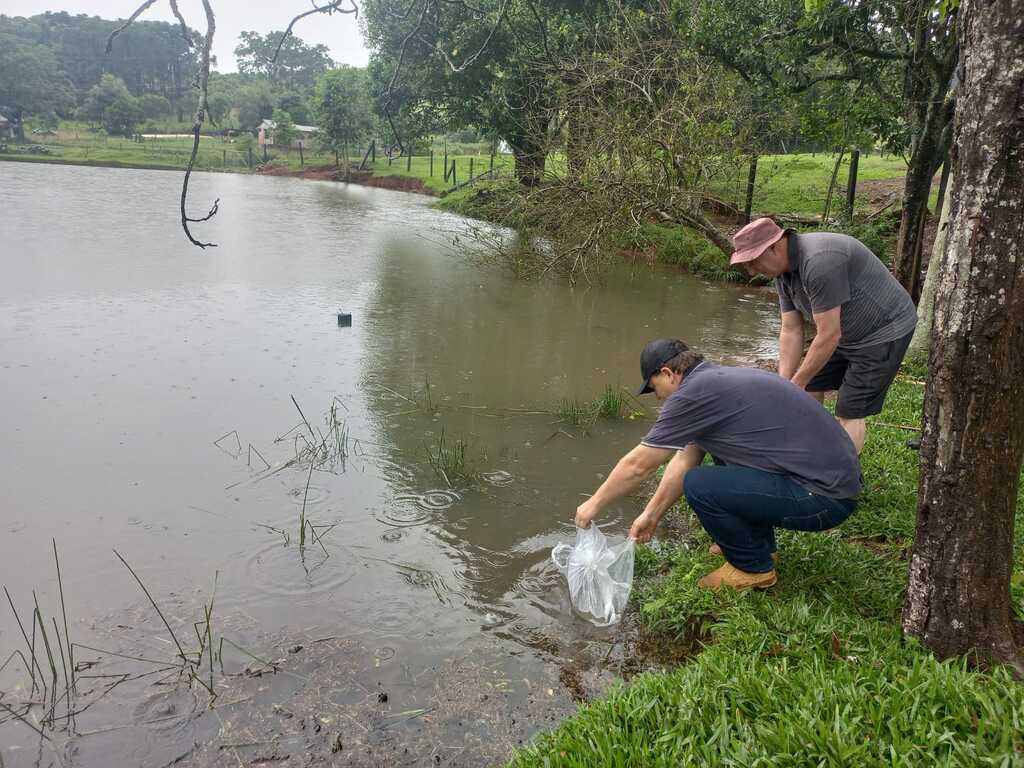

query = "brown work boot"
[698,562,777,590]
[708,543,778,563]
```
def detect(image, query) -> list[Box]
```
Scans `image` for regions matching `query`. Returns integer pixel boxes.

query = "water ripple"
[239,539,358,603]
[481,470,514,487]
[374,489,461,528]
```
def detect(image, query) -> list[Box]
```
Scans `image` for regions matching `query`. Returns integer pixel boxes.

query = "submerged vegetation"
[424,427,475,486]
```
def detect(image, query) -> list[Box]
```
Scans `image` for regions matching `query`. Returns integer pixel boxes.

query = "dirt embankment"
[256,164,437,195]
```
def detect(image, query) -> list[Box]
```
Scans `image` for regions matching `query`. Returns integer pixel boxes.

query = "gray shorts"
[806,331,914,419]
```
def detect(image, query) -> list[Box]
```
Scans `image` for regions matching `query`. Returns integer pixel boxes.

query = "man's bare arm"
[630,444,706,542]
[777,309,805,380]
[792,306,841,389]
[575,443,674,528]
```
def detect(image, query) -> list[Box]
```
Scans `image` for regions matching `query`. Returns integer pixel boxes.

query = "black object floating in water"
[337,312,352,327]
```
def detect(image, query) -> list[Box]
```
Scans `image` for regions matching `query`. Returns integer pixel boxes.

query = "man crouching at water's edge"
[574,338,862,590]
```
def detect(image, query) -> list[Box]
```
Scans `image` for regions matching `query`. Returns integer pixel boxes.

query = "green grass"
[511,373,1024,767]
[359,149,515,193]
[1,123,517,188]
[745,152,910,218]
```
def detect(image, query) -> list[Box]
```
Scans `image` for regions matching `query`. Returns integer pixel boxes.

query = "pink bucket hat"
[730,217,785,265]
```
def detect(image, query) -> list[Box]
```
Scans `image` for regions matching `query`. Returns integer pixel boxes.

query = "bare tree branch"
[168,0,195,49]
[180,0,219,249]
[106,0,159,54]
[272,0,358,64]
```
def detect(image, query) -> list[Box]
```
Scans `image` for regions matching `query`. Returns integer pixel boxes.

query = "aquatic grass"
[555,397,596,428]
[554,386,640,431]
[593,385,628,420]
[424,427,477,486]
[1,542,222,749]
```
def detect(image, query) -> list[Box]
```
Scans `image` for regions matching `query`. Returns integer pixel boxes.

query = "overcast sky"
[3,0,371,70]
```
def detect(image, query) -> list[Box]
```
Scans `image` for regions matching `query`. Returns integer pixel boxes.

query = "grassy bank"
[510,373,1024,766]
[1,125,516,194]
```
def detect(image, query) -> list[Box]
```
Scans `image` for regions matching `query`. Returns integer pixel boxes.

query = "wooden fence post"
[845,148,860,218]
[469,157,474,180]
[490,153,494,173]
[451,159,456,186]
[430,150,434,177]
[407,152,411,172]
[822,149,846,222]
[744,155,758,224]
[263,143,268,163]
[223,149,226,167]
[299,141,304,166]
[371,140,376,163]
[359,140,374,171]
[248,146,253,167]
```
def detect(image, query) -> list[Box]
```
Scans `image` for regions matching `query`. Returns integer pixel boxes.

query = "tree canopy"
[235,30,334,91]
[314,66,375,155]
[0,30,74,133]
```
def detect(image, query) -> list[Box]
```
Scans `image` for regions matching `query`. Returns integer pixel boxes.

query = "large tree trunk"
[510,136,546,187]
[902,0,1024,665]
[906,183,953,364]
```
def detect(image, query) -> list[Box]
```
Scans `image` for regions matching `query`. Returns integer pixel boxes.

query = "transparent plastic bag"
[551,524,635,627]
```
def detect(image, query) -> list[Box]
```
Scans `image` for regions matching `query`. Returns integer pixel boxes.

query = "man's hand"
[575,498,600,528]
[629,510,659,543]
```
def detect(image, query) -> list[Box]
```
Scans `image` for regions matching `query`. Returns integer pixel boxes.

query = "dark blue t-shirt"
[641,363,861,499]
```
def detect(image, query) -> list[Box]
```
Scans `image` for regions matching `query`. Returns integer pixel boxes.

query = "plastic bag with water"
[551,524,635,627]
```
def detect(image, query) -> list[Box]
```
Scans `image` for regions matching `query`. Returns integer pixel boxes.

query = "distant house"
[257,119,319,149]
[0,114,14,140]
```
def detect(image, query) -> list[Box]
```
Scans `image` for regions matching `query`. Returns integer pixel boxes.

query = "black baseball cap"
[637,338,689,395]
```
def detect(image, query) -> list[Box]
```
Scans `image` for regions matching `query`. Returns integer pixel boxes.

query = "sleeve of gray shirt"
[641,385,723,450]
[775,277,795,313]
[802,248,851,314]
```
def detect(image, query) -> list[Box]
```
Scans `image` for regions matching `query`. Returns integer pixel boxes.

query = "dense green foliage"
[234,30,334,92]
[0,30,74,134]
[0,12,198,115]
[314,66,375,156]
[0,12,363,139]
[270,107,297,147]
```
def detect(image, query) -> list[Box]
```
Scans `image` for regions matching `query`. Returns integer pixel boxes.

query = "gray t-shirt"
[641,363,861,499]
[776,232,917,350]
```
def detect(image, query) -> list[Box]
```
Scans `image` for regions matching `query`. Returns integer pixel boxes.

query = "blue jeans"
[683,466,857,573]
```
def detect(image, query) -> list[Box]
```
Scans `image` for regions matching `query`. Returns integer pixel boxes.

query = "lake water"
[0,162,778,766]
